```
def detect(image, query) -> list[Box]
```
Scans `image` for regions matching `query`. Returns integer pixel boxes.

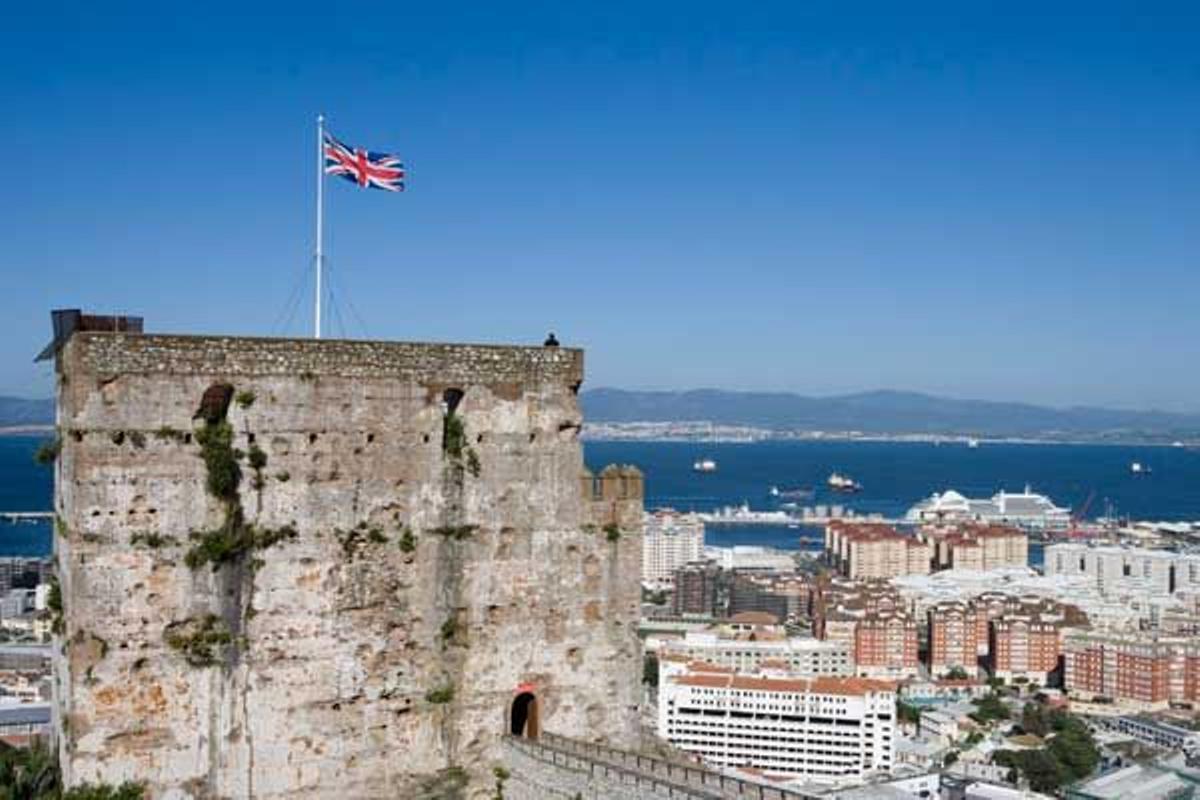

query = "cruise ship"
[905,485,1070,530]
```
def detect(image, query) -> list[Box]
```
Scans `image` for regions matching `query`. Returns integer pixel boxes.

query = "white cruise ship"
[905,485,1070,530]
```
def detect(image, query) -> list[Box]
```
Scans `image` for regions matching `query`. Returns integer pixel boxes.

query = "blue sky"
[2,2,1199,409]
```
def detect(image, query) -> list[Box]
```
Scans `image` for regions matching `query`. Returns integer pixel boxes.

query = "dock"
[0,512,53,524]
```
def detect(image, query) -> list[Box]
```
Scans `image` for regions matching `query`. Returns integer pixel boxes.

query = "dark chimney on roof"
[35,309,144,363]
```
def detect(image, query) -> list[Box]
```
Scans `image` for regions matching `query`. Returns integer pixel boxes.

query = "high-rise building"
[658,662,896,784]
[672,561,724,617]
[728,572,812,623]
[928,601,979,677]
[642,509,704,590]
[854,609,919,679]
[1045,542,1200,597]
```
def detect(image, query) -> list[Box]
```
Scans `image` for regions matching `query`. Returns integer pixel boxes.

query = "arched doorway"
[510,692,539,739]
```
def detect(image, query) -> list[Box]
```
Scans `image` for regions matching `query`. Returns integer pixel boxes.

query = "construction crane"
[1065,489,1097,540]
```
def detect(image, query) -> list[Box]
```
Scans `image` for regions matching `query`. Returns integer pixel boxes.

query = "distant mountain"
[581,388,1200,440]
[0,397,53,428]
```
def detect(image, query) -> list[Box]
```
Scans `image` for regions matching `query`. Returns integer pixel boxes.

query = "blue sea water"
[584,439,1200,562]
[4,434,1200,560]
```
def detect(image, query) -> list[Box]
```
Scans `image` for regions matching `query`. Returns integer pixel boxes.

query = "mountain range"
[0,397,54,429]
[580,388,1200,441]
[5,390,1199,441]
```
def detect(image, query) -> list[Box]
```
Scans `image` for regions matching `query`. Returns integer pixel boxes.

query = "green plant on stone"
[439,617,458,644]
[443,414,466,460]
[235,390,256,409]
[128,431,146,449]
[154,426,187,442]
[131,532,175,549]
[47,578,64,636]
[34,436,61,466]
[275,470,290,482]
[164,614,233,667]
[367,526,388,544]
[247,444,268,471]
[466,448,482,478]
[398,526,416,553]
[430,524,477,541]
[195,421,241,502]
[604,523,621,542]
[492,765,510,800]
[426,685,455,705]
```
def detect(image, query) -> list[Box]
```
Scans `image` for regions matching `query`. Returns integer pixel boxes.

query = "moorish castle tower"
[45,312,643,798]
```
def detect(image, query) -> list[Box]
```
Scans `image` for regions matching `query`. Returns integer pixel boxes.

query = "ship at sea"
[905,485,1070,530]
[769,485,816,501]
[693,458,717,473]
[827,472,862,493]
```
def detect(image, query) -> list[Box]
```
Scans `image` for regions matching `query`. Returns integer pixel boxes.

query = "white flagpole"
[315,114,325,339]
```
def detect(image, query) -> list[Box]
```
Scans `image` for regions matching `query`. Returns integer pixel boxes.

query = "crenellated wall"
[52,331,642,799]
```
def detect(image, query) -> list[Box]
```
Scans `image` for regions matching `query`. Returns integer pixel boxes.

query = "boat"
[905,485,1070,529]
[967,438,980,449]
[693,458,717,473]
[1131,462,1151,476]
[769,485,816,501]
[827,473,862,493]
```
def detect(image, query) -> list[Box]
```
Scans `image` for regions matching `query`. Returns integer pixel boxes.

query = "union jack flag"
[323,132,405,192]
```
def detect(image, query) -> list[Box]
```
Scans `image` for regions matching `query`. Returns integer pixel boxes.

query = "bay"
[4,434,1199,561]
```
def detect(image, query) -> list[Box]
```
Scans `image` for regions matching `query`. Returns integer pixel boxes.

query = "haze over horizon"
[3,3,1199,410]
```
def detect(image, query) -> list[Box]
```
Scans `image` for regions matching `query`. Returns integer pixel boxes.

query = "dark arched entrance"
[510,692,539,739]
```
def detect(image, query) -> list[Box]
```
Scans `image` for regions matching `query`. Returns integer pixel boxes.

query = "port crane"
[1064,489,1096,540]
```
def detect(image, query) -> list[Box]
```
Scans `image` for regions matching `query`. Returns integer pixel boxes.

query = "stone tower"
[49,322,643,798]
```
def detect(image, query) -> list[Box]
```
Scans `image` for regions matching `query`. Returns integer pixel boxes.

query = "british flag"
[323,132,405,192]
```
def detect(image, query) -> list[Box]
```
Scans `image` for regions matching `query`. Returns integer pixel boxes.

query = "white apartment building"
[1044,542,1200,597]
[642,509,705,589]
[658,662,896,784]
[659,630,854,677]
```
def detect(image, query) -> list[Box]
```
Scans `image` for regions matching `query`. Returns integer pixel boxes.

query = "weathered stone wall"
[53,332,642,799]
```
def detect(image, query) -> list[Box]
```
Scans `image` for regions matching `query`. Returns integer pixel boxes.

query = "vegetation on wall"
[163,614,233,667]
[0,742,145,799]
[425,685,455,705]
[34,435,61,466]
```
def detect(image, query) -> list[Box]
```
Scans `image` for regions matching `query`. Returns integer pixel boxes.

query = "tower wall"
[53,332,642,799]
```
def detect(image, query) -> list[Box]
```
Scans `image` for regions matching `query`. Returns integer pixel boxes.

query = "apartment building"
[825,523,932,580]
[729,572,812,623]
[928,601,980,677]
[673,561,724,617]
[854,609,920,679]
[1045,542,1200,597]
[921,524,1029,572]
[1063,629,1200,710]
[642,509,705,590]
[989,612,1065,684]
[658,662,897,784]
[659,628,853,677]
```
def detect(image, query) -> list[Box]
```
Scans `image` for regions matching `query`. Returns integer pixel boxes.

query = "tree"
[970,693,1011,724]
[945,666,970,680]
[896,700,922,725]
[643,653,659,688]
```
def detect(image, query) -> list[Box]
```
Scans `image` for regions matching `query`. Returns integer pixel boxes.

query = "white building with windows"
[657,662,896,784]
[659,629,853,677]
[642,509,705,589]
[1044,542,1200,597]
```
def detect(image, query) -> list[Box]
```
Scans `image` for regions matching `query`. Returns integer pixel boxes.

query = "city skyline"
[3,3,1200,410]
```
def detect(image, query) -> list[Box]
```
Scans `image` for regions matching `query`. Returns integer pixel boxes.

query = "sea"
[4,434,1200,566]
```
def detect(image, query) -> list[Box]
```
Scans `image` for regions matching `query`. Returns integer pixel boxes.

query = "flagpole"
[315,114,325,339]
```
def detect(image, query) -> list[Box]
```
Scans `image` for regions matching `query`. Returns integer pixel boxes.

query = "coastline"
[0,425,54,437]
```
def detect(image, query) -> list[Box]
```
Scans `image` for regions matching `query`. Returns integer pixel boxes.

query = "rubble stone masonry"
[51,331,643,799]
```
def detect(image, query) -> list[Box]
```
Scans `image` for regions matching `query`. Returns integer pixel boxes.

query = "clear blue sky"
[2,2,1199,410]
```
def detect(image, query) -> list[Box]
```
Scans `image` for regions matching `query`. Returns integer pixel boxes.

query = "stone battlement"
[63,332,583,386]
